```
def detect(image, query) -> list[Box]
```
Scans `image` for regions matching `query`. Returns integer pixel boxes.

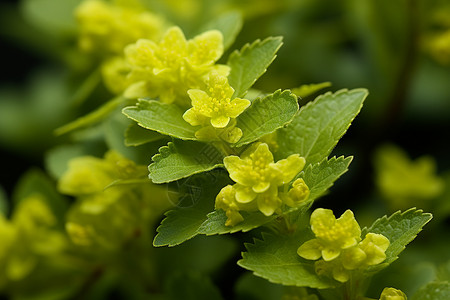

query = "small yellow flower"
[379,287,407,300]
[183,72,251,128]
[125,26,229,105]
[297,209,361,261]
[225,143,305,203]
[216,143,306,225]
[75,0,165,55]
[284,178,310,208]
[374,144,444,210]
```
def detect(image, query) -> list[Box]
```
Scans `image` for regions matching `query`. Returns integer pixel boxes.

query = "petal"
[256,189,281,216]
[271,154,305,185]
[251,143,274,166]
[252,181,271,193]
[310,208,336,236]
[341,247,366,270]
[297,239,322,260]
[235,184,257,203]
[227,98,251,118]
[194,126,218,141]
[188,30,224,65]
[124,81,150,99]
[218,126,242,144]
[187,89,210,108]
[210,115,230,128]
[322,248,341,261]
[183,108,202,126]
[160,26,187,56]
[223,156,255,186]
[225,209,244,227]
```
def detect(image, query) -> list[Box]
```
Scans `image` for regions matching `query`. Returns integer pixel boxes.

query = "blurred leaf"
[55,96,126,136]
[199,11,243,51]
[165,272,223,300]
[412,281,450,300]
[149,140,224,184]
[235,89,299,147]
[276,89,367,165]
[238,231,337,289]
[228,37,283,98]
[363,208,433,270]
[234,273,284,300]
[122,99,198,140]
[21,0,81,36]
[125,123,165,147]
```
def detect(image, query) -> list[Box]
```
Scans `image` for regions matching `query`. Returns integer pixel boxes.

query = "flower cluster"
[75,0,165,55]
[297,208,390,283]
[216,143,309,226]
[374,145,444,210]
[124,26,229,105]
[183,72,251,143]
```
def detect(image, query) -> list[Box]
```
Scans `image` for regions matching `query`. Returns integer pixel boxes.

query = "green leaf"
[362,208,433,267]
[276,88,368,165]
[122,99,198,140]
[197,156,351,236]
[235,90,299,147]
[291,82,332,99]
[149,140,224,184]
[228,37,283,98]
[299,156,353,202]
[412,281,450,300]
[199,11,243,51]
[21,0,80,35]
[153,171,230,247]
[55,96,126,136]
[165,272,223,300]
[125,123,165,146]
[238,231,337,289]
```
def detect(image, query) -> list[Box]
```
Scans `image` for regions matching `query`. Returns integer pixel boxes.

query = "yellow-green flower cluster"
[216,143,309,226]
[75,0,165,55]
[379,287,407,300]
[0,195,66,286]
[58,151,172,248]
[374,145,444,210]
[183,72,251,143]
[297,208,390,283]
[124,26,229,105]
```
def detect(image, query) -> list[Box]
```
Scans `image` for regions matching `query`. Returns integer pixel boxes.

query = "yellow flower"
[75,0,165,55]
[379,287,407,300]
[297,209,361,261]
[374,144,444,210]
[183,72,251,128]
[124,26,229,104]
[216,143,306,225]
[284,178,310,208]
[340,233,390,270]
[225,143,305,203]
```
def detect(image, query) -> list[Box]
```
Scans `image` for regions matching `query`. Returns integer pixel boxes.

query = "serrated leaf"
[412,281,450,300]
[125,123,165,146]
[122,99,198,140]
[291,82,332,99]
[228,37,283,98]
[276,89,368,165]
[299,156,353,202]
[199,11,242,51]
[149,140,224,184]
[197,156,351,236]
[153,172,230,247]
[55,96,126,135]
[235,90,299,147]
[238,231,337,289]
[362,208,433,266]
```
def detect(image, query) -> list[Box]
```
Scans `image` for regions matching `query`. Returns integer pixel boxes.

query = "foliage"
[1,0,449,299]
